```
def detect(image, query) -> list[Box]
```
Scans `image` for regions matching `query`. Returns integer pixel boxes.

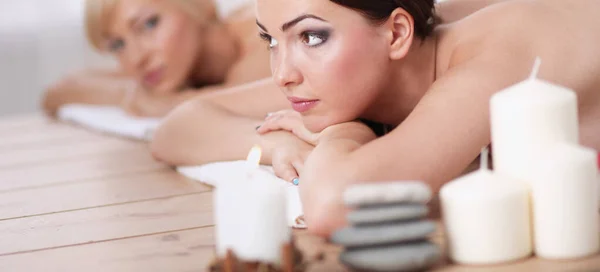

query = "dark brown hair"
[329,0,437,39]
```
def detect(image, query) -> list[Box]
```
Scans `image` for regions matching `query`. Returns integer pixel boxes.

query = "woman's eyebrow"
[125,8,152,29]
[256,14,328,33]
[256,20,268,32]
[281,14,327,32]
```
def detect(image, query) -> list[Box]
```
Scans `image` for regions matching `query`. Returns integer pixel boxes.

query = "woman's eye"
[269,37,279,48]
[144,15,160,30]
[259,33,278,50]
[108,39,125,52]
[301,31,328,47]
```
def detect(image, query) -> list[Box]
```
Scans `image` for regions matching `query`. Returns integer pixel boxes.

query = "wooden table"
[0,114,598,271]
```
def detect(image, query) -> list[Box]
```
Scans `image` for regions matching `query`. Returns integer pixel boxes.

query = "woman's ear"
[386,8,415,60]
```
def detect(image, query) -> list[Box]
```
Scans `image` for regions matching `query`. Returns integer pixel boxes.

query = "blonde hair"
[85,0,216,51]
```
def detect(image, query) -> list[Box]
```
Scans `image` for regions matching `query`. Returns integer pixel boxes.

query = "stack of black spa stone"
[331,181,441,272]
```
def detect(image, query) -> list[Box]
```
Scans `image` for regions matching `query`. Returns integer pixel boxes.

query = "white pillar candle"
[214,146,291,264]
[530,143,599,259]
[490,59,579,185]
[440,148,532,265]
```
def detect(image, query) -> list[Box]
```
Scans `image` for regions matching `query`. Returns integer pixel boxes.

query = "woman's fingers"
[257,110,287,133]
[273,159,299,185]
[290,158,304,176]
[293,126,320,145]
[121,97,142,117]
[256,110,320,145]
[272,148,306,186]
[256,115,291,134]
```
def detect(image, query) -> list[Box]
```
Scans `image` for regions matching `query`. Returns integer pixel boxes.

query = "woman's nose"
[273,52,303,89]
[126,42,151,72]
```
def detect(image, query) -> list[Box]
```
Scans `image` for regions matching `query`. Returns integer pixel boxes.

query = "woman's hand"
[271,139,313,184]
[120,87,153,117]
[42,70,134,117]
[120,88,177,117]
[297,121,377,236]
[263,120,376,185]
[300,121,377,187]
[260,130,315,185]
[42,79,73,116]
[256,110,320,145]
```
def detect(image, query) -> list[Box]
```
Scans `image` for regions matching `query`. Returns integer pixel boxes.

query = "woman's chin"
[304,118,328,134]
[304,116,348,134]
[146,81,181,95]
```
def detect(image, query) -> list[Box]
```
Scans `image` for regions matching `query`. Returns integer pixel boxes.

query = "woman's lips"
[288,97,319,113]
[143,68,164,87]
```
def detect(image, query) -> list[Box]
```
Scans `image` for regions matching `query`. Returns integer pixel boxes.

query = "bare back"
[437,0,600,150]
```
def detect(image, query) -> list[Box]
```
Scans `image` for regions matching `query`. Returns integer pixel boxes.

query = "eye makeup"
[259,32,278,49]
[300,29,330,47]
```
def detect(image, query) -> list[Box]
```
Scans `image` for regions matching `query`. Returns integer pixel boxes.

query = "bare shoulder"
[427,0,600,151]
[436,1,538,67]
[223,4,271,85]
[436,0,600,80]
[440,0,600,47]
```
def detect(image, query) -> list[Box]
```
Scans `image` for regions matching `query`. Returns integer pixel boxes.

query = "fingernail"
[266,112,273,118]
[292,178,300,186]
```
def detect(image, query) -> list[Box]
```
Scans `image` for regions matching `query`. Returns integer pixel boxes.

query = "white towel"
[57,104,162,141]
[214,0,252,19]
[177,161,306,229]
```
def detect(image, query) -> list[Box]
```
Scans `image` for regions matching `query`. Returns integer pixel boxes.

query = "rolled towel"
[57,104,162,141]
[214,0,253,19]
[177,161,306,229]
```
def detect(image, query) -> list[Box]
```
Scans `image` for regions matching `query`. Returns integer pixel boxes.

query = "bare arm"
[300,53,534,236]
[150,78,292,166]
[436,0,509,24]
[120,84,227,118]
[42,68,135,116]
[42,67,247,118]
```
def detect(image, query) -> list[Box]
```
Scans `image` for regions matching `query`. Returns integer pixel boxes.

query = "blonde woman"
[42,0,271,117]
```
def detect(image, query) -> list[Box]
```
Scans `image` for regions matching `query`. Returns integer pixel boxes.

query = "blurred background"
[0,0,256,117]
[0,0,114,117]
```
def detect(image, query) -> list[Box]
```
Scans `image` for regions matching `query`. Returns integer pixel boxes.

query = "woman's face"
[107,0,205,94]
[256,0,392,132]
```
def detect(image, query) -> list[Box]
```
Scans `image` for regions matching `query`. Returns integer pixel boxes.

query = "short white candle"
[490,59,579,185]
[440,148,532,265]
[214,146,291,264]
[530,143,599,259]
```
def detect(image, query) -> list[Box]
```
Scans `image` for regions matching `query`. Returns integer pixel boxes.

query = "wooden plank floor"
[0,114,598,272]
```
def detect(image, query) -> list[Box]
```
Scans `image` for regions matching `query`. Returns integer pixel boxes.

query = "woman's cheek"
[322,39,371,103]
[160,19,200,91]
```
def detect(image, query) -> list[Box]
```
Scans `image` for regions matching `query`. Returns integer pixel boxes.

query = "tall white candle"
[214,146,291,264]
[440,148,532,265]
[530,143,599,259]
[490,59,579,185]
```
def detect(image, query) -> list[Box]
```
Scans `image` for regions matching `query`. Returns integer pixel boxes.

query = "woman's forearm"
[151,99,308,166]
[300,123,377,236]
[150,79,290,166]
[150,100,264,166]
[42,70,133,116]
